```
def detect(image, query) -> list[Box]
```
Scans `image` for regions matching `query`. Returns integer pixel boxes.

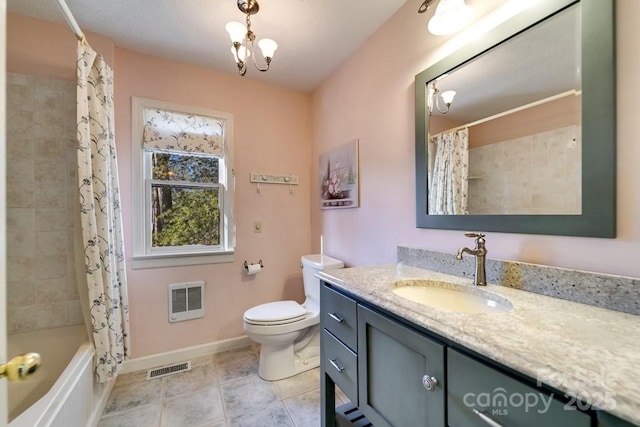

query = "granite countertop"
[317,264,640,425]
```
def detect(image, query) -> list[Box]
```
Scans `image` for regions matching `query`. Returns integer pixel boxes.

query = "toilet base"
[256,329,320,381]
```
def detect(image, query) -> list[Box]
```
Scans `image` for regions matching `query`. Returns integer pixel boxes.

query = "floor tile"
[103,376,163,414]
[226,401,294,427]
[98,404,160,427]
[214,346,259,383]
[273,368,320,400]
[161,385,225,427]
[221,375,279,418]
[284,388,321,427]
[99,346,325,426]
[164,363,218,398]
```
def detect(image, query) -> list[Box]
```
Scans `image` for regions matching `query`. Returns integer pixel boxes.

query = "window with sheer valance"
[132,98,235,269]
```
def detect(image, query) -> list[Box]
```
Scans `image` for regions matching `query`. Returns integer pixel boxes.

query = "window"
[132,98,235,268]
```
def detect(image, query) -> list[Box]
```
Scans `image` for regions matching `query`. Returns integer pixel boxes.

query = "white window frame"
[131,97,235,269]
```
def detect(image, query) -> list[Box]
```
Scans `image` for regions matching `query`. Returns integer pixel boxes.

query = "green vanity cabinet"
[448,348,591,427]
[357,305,446,427]
[320,283,625,427]
[598,412,637,427]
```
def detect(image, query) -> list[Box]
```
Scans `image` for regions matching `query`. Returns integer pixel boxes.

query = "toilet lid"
[244,301,307,324]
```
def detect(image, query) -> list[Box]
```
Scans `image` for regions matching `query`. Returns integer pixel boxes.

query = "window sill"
[132,250,234,269]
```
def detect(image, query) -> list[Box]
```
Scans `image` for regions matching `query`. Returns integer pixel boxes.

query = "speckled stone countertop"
[317,264,640,425]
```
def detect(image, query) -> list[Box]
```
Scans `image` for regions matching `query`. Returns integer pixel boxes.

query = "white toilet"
[243,254,344,381]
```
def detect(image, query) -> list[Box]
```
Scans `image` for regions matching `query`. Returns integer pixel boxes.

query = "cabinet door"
[597,412,637,427]
[448,348,592,427]
[357,305,445,427]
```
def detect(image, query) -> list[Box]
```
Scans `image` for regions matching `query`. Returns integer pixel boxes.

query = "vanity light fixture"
[418,0,474,36]
[225,0,278,76]
[427,81,456,115]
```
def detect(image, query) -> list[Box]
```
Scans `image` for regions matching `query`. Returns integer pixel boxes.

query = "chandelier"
[225,0,278,76]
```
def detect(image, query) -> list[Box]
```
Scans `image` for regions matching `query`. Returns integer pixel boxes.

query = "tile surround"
[99,346,347,427]
[6,72,81,334]
[468,125,581,214]
[397,246,640,316]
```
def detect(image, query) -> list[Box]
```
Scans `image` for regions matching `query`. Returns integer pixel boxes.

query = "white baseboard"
[120,335,252,374]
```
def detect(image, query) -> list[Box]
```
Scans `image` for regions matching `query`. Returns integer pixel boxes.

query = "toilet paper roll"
[247,264,262,275]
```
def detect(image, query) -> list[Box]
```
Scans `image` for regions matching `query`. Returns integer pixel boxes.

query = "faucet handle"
[464,232,485,239]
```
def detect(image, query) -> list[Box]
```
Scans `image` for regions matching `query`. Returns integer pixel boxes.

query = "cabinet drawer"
[448,349,592,427]
[321,284,358,352]
[322,330,358,404]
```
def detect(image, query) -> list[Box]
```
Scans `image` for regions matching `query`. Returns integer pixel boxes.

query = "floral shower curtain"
[77,40,130,383]
[428,128,469,215]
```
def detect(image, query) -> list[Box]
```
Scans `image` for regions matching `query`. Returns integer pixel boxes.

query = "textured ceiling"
[7,0,410,92]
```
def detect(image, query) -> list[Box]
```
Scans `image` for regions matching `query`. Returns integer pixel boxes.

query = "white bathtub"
[7,325,110,427]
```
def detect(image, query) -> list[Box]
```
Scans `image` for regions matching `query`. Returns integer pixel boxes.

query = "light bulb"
[441,90,456,105]
[428,0,473,36]
[225,21,247,43]
[258,38,278,59]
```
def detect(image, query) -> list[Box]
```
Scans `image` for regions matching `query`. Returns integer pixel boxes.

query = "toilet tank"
[301,254,344,305]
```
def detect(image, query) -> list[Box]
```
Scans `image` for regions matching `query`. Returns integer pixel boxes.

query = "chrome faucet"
[456,232,487,286]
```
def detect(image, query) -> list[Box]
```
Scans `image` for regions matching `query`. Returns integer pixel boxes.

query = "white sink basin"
[391,279,512,314]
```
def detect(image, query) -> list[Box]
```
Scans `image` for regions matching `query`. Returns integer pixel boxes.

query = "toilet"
[243,254,344,381]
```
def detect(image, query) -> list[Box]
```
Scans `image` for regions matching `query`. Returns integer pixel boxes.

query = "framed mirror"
[414,0,615,237]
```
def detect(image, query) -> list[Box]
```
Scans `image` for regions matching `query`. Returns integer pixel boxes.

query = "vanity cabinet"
[320,282,612,427]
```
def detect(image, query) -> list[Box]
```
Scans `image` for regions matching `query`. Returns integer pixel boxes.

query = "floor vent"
[336,403,372,427]
[146,361,191,380]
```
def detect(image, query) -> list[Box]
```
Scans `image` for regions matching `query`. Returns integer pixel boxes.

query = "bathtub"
[7,325,109,427]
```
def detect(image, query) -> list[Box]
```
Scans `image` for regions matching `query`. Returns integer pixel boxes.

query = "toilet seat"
[244,301,307,326]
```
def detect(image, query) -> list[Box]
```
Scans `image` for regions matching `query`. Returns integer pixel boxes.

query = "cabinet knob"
[422,374,438,391]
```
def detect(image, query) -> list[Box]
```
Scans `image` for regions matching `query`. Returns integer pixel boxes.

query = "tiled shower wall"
[6,72,83,334]
[468,125,581,215]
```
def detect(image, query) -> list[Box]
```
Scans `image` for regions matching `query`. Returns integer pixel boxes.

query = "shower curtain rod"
[56,0,85,41]
[430,89,581,139]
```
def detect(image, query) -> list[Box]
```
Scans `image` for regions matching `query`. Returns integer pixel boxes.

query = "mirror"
[415,0,615,237]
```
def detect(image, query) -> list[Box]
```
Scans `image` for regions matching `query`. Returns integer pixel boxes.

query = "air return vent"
[147,361,191,380]
[168,281,205,323]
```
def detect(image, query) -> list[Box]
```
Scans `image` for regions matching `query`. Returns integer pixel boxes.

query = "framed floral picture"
[319,139,359,209]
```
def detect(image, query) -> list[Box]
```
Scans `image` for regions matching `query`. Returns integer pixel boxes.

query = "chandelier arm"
[250,38,271,72]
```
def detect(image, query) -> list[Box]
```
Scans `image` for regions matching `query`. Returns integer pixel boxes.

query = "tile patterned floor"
[98,345,348,427]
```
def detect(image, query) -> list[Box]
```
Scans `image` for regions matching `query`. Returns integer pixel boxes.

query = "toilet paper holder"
[244,260,264,270]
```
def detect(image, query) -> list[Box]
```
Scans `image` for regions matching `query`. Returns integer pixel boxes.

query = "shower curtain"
[76,40,131,383]
[428,128,469,215]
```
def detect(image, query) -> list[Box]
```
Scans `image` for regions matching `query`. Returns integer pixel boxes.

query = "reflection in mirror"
[427,3,581,215]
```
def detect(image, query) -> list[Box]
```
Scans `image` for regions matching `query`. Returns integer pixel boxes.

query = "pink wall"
[7,14,312,357]
[311,1,640,278]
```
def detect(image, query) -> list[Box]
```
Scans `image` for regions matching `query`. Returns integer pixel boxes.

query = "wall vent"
[147,361,191,380]
[168,281,205,323]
